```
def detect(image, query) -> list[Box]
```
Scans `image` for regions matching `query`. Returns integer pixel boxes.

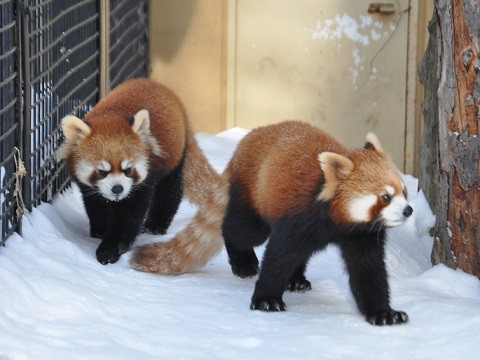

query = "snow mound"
[0,129,479,360]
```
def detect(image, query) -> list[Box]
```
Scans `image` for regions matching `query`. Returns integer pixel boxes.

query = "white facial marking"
[135,156,148,182]
[121,160,131,170]
[349,195,377,222]
[401,182,405,190]
[98,161,111,171]
[385,185,395,196]
[381,195,409,227]
[75,160,94,186]
[97,173,133,201]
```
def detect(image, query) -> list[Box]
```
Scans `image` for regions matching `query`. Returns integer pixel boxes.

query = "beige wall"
[231,0,410,169]
[149,0,227,134]
[149,0,432,174]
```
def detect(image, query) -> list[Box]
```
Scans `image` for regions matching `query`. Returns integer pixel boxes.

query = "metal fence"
[109,0,148,90]
[0,0,20,245]
[0,0,148,245]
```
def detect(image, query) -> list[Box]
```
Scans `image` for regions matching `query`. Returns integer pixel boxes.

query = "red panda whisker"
[368,217,383,233]
[376,220,386,243]
[347,222,360,235]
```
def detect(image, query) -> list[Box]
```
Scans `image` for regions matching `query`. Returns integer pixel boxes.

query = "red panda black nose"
[403,205,413,218]
[112,185,124,195]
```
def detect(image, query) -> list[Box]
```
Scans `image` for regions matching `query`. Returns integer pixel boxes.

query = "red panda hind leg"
[143,150,186,235]
[222,183,271,278]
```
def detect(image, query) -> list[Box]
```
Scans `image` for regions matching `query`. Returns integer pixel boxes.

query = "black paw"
[143,222,168,235]
[250,298,286,312]
[365,310,409,326]
[286,277,312,293]
[228,251,259,278]
[95,242,130,265]
[230,260,259,278]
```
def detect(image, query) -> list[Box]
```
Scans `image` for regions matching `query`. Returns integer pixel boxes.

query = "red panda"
[58,78,224,265]
[133,120,413,326]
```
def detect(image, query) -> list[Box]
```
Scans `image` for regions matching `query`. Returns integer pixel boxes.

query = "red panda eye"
[123,167,132,175]
[98,169,110,177]
[381,194,392,203]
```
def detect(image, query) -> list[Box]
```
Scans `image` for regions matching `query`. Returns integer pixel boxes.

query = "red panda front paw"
[286,277,312,293]
[250,298,287,312]
[365,310,409,326]
[143,222,168,235]
[96,243,123,265]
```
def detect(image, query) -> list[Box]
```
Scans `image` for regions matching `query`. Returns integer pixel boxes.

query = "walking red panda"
[132,120,413,325]
[58,78,224,265]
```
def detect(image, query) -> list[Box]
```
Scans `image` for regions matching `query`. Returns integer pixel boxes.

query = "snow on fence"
[0,0,148,246]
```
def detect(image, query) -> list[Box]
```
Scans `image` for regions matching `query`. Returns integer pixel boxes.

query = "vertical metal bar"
[15,0,24,235]
[100,0,110,98]
[144,0,150,77]
[19,0,32,212]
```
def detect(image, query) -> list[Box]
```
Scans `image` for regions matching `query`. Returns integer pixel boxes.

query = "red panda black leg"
[339,233,408,326]
[96,184,153,265]
[286,263,312,293]
[143,154,186,235]
[79,184,110,239]
[251,228,314,312]
[222,183,271,278]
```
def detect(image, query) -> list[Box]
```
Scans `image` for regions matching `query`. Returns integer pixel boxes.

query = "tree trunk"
[419,0,480,277]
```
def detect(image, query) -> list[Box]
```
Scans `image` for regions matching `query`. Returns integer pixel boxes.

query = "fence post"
[18,0,32,212]
[14,0,25,233]
[100,0,110,98]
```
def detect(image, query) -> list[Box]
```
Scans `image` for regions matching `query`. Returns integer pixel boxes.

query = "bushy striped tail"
[130,129,228,274]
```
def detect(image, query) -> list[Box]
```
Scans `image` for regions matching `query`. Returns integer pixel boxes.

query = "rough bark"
[419,0,480,277]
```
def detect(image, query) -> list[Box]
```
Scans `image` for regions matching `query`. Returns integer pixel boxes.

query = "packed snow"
[1,129,479,360]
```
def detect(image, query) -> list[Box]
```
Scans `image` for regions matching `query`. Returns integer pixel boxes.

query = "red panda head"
[58,109,162,201]
[318,133,412,228]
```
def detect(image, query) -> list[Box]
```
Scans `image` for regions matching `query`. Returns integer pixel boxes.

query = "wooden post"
[100,0,110,98]
[419,0,480,277]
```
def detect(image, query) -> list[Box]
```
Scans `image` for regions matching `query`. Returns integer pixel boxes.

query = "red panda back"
[228,121,348,220]
[85,79,187,172]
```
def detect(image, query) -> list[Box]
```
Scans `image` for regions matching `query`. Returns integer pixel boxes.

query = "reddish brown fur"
[333,151,400,224]
[83,78,187,172]
[226,121,347,220]
[227,121,403,224]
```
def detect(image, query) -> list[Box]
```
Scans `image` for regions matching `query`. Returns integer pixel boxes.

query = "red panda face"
[58,109,162,202]
[319,133,412,228]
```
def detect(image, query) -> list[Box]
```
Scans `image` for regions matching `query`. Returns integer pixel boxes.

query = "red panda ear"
[57,115,91,159]
[317,152,354,201]
[132,109,150,134]
[132,109,163,157]
[61,115,90,141]
[364,133,384,153]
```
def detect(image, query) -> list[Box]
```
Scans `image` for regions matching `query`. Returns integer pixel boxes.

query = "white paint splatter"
[309,13,371,46]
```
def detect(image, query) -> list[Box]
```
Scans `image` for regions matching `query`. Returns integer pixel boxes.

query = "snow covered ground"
[1,129,479,360]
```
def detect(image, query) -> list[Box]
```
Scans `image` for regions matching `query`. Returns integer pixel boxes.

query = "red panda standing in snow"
[58,79,223,265]
[222,121,412,325]
[132,120,413,325]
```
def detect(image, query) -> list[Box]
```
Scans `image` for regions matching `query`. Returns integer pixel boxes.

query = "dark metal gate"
[0,0,21,245]
[0,0,149,245]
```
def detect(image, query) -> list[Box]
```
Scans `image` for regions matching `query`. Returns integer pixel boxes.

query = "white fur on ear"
[132,109,150,134]
[365,133,384,153]
[132,109,163,157]
[61,115,90,141]
[57,115,90,159]
[317,152,354,201]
